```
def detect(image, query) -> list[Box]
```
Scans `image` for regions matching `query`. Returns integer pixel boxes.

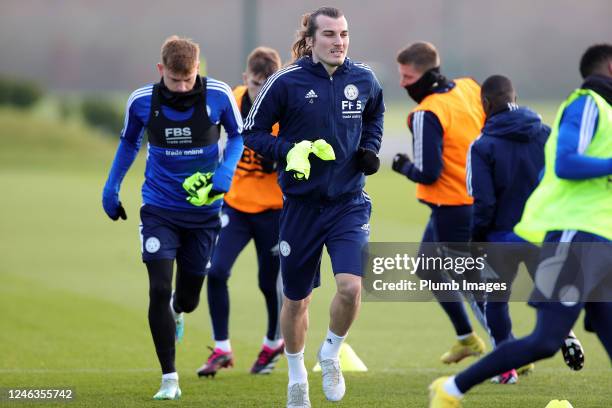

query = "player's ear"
[242,72,248,86]
[156,63,164,77]
[306,35,314,49]
[481,95,490,116]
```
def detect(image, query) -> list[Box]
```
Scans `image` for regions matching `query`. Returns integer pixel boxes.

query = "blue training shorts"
[530,230,612,306]
[279,191,372,301]
[139,204,221,276]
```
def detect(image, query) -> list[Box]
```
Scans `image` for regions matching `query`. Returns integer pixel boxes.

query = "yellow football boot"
[429,377,462,408]
[440,333,486,364]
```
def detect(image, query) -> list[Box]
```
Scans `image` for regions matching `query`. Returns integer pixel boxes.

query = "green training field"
[0,107,610,407]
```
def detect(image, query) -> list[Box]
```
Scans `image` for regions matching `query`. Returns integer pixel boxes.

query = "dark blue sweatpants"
[482,235,540,347]
[418,204,475,336]
[207,205,282,342]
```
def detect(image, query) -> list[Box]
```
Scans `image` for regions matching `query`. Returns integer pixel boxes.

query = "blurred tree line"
[0,76,123,136]
[0,76,44,109]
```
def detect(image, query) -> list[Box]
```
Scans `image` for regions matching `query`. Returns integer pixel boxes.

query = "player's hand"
[102,190,127,221]
[356,147,380,175]
[186,183,225,206]
[102,197,127,221]
[183,172,212,197]
[286,140,314,180]
[260,157,277,174]
[391,153,412,176]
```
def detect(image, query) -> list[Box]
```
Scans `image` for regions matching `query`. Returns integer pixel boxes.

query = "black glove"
[392,153,412,176]
[111,202,127,221]
[260,157,277,174]
[356,148,380,175]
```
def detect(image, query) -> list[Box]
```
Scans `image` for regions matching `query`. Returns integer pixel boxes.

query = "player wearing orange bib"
[197,47,285,377]
[392,42,487,365]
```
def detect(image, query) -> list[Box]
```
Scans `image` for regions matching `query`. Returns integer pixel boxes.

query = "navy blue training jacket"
[466,104,550,241]
[243,56,384,201]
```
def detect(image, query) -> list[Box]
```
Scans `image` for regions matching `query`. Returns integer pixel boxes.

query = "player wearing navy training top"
[466,76,585,384]
[244,7,384,407]
[101,36,243,400]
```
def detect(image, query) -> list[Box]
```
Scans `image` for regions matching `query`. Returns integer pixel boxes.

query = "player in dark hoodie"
[466,75,584,385]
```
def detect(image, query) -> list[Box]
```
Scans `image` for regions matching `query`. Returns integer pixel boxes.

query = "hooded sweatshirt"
[467,104,550,241]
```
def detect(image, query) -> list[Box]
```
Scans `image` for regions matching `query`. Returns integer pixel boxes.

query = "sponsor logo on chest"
[342,84,363,119]
[164,127,193,144]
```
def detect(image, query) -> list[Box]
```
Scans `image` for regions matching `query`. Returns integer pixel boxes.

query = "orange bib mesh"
[224,86,283,213]
[409,78,485,205]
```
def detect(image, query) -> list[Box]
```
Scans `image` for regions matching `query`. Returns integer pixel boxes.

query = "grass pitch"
[0,108,610,407]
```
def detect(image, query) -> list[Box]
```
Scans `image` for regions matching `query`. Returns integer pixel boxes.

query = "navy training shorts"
[279,191,372,301]
[139,204,221,276]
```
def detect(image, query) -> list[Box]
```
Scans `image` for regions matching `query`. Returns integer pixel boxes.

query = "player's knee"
[337,278,361,305]
[528,334,564,359]
[486,301,508,312]
[207,265,231,281]
[149,281,172,303]
[207,270,229,288]
[283,296,310,315]
[176,293,200,313]
[415,266,437,281]
[258,278,277,296]
[414,267,428,280]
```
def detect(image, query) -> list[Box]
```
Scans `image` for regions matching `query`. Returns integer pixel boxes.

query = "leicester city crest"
[344,84,359,101]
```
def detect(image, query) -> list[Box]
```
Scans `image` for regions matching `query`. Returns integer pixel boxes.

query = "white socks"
[443,376,463,398]
[284,328,346,386]
[263,336,284,349]
[319,329,346,360]
[285,348,308,385]
[162,372,178,380]
[215,340,231,352]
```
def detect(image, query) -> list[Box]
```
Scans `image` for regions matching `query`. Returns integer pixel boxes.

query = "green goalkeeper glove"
[182,172,224,206]
[183,172,212,196]
[186,183,225,206]
[286,139,335,180]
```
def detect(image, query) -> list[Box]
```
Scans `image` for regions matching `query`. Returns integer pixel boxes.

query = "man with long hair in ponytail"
[243,7,384,408]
